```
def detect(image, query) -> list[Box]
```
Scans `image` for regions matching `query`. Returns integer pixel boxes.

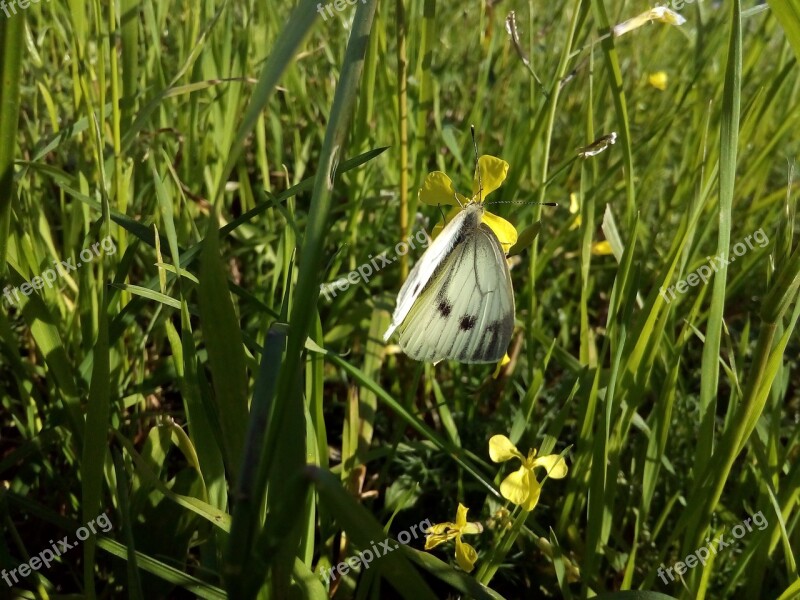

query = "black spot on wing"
[400,207,513,363]
[459,315,477,331]
[454,226,515,362]
[479,320,510,361]
[482,321,499,350]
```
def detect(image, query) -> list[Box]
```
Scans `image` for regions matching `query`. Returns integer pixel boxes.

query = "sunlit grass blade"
[0,6,24,273]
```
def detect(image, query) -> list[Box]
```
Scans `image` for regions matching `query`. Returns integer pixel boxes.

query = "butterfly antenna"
[487,200,559,207]
[471,125,482,202]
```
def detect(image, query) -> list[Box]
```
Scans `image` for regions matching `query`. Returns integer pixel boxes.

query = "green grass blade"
[694,0,742,477]
[767,0,800,62]
[96,538,227,600]
[0,5,24,274]
[81,290,111,596]
[216,0,321,201]
[198,214,249,483]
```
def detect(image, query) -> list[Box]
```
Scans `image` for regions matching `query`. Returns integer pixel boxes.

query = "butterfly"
[383,151,518,364]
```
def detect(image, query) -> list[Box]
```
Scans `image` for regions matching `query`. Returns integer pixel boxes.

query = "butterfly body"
[384,202,515,364]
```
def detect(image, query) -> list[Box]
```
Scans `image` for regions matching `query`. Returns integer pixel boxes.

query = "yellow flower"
[568,192,581,230]
[419,155,518,253]
[591,240,613,256]
[492,353,511,379]
[424,503,483,572]
[613,7,686,38]
[489,434,568,511]
[648,71,668,90]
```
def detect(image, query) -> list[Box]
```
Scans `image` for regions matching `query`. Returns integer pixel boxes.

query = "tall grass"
[1,1,799,599]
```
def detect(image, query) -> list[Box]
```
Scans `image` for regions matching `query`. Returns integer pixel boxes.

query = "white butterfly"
[383,156,516,364]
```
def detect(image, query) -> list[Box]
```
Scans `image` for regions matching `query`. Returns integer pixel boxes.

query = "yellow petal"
[568,193,579,214]
[482,211,518,253]
[499,465,532,506]
[650,6,687,26]
[492,353,511,379]
[472,155,509,200]
[462,521,484,536]
[521,474,542,512]
[489,434,524,463]
[419,172,465,207]
[424,523,458,550]
[455,537,479,572]
[455,503,469,529]
[427,522,456,535]
[648,71,668,91]
[591,240,613,255]
[424,534,447,550]
[532,454,568,479]
[568,193,582,230]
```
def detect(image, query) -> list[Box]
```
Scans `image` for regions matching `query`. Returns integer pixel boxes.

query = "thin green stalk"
[527,0,583,381]
[413,0,436,220]
[396,0,409,279]
[694,0,742,476]
[590,0,636,228]
[0,7,25,274]
[475,506,527,585]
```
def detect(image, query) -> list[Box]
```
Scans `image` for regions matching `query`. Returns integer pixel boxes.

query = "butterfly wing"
[383,209,472,341]
[395,223,515,364]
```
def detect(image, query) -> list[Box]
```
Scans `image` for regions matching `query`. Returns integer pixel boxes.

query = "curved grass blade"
[97,537,227,600]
